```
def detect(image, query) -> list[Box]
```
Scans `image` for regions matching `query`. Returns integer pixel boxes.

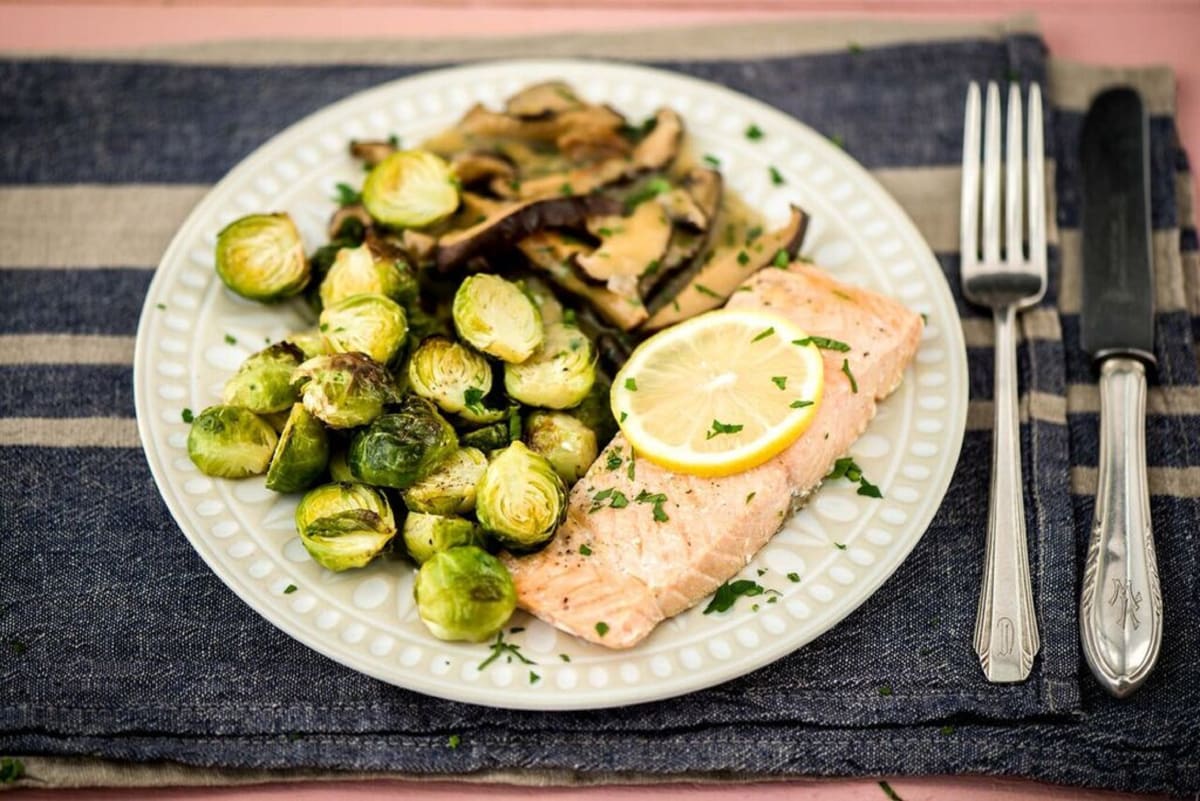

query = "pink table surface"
[3,2,1196,800]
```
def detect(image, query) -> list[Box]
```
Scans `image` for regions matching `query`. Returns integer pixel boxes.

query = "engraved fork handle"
[1080,357,1162,697]
[974,305,1040,682]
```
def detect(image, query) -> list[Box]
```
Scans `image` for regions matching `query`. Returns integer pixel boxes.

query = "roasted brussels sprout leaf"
[215,212,310,302]
[363,150,459,229]
[283,330,328,360]
[187,405,278,478]
[292,352,396,429]
[452,273,543,363]
[476,441,567,551]
[319,242,419,309]
[504,321,596,409]
[318,292,408,366]
[265,403,330,493]
[524,411,598,486]
[403,512,484,565]
[459,419,515,452]
[407,336,493,416]
[348,395,458,489]
[403,446,487,515]
[518,275,565,325]
[414,546,517,642]
[222,342,304,414]
[327,447,354,483]
[295,482,397,571]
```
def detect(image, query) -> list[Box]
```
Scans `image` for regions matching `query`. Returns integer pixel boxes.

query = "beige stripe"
[958,308,1061,347]
[1067,384,1200,415]
[965,392,1066,431]
[873,163,1059,255]
[0,185,206,269]
[0,334,135,365]
[0,417,140,448]
[1050,60,1176,116]
[1058,229,1187,315]
[1071,465,1200,498]
[1184,250,1200,327]
[0,16,1040,65]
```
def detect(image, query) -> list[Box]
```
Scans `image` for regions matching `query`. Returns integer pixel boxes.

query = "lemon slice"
[612,309,825,477]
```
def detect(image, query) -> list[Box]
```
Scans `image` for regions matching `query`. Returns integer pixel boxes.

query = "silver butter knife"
[1079,87,1163,698]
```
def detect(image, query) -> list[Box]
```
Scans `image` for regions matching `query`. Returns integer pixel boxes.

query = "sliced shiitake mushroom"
[505,81,585,119]
[349,139,398,167]
[576,200,673,297]
[517,231,648,331]
[328,204,373,241]
[632,108,683,171]
[643,168,723,296]
[451,152,516,188]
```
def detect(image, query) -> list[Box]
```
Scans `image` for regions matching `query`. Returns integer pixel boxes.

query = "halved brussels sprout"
[524,411,598,486]
[187,405,278,478]
[327,447,354,483]
[504,321,596,409]
[452,273,544,363]
[295,482,397,571]
[459,419,516,452]
[475,441,567,551]
[362,150,459,229]
[292,352,396,429]
[261,409,291,433]
[402,512,484,565]
[265,403,330,493]
[414,546,516,642]
[319,243,419,309]
[348,395,458,489]
[566,371,618,446]
[319,293,408,366]
[222,342,304,414]
[215,212,310,302]
[403,446,488,515]
[283,330,328,360]
[407,336,493,416]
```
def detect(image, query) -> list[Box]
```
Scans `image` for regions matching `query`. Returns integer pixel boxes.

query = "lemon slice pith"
[611,309,825,477]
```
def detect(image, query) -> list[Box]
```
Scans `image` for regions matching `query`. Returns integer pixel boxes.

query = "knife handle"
[1081,357,1162,698]
[974,305,1040,682]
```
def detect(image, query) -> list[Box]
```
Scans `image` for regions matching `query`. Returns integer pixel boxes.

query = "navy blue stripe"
[1061,311,1199,388]
[0,364,133,418]
[0,37,1045,184]
[1181,227,1197,252]
[0,269,151,335]
[1069,412,1200,468]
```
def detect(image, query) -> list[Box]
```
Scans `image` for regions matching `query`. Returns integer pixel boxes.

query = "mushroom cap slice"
[505,81,585,118]
[577,200,674,297]
[514,158,631,200]
[327,204,373,241]
[642,204,809,330]
[632,108,683,171]
[517,231,648,331]
[349,139,398,167]
[450,152,516,187]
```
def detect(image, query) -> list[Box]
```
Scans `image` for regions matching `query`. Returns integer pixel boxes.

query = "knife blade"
[1078,87,1162,698]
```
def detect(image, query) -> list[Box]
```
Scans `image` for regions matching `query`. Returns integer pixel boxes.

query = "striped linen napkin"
[1,16,1198,795]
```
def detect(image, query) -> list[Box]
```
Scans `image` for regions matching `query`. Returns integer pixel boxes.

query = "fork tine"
[982,82,1003,264]
[1005,82,1024,263]
[1027,83,1047,274]
[960,82,981,269]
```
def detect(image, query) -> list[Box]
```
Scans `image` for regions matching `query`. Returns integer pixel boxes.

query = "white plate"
[134,59,967,710]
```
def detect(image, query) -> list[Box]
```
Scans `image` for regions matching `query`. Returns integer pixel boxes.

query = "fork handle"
[1080,357,1162,697]
[974,305,1040,682]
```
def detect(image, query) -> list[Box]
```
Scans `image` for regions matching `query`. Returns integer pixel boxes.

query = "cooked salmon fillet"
[503,263,924,648]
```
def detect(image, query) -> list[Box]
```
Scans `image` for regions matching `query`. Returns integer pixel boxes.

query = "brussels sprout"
[319,242,419,309]
[504,322,596,409]
[292,352,396,429]
[328,447,354,483]
[319,293,408,366]
[295,482,397,571]
[524,411,598,486]
[459,420,514,452]
[414,546,516,642]
[403,446,487,515]
[403,512,484,565]
[519,275,564,325]
[452,273,543,363]
[221,342,304,414]
[187,405,278,478]
[348,395,458,489]
[265,403,330,493]
[362,150,459,229]
[283,330,328,360]
[261,409,291,433]
[566,371,618,445]
[215,212,309,302]
[475,441,567,551]
[407,336,493,416]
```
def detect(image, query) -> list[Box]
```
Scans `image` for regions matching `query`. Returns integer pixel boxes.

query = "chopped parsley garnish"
[702,153,721,168]
[333,182,362,206]
[624,377,638,391]
[560,182,574,197]
[857,477,882,498]
[283,584,297,594]
[827,456,882,498]
[768,166,785,186]
[745,123,764,140]
[387,133,401,148]
[644,259,661,276]
[771,376,787,390]
[745,491,756,504]
[559,653,571,662]
[834,542,847,550]
[155,302,166,310]
[0,758,25,784]
[447,734,461,749]
[508,413,522,442]
[563,308,577,325]
[626,452,636,481]
[705,419,744,440]
[478,630,535,670]
[921,312,929,324]
[757,567,767,577]
[619,411,628,423]
[605,449,623,471]
[589,488,629,512]
[787,572,801,583]
[772,249,790,268]
[751,326,775,342]
[529,671,541,684]
[737,250,750,266]
[745,225,763,244]
[848,42,864,55]
[792,335,851,352]
[830,134,845,149]
[841,358,858,393]
[694,283,721,298]
[878,781,902,801]
[703,579,766,614]
[463,386,486,414]
[579,543,593,556]
[624,177,671,209]
[597,226,614,237]
[635,490,669,522]
[595,621,610,637]
[790,399,813,409]
[181,408,194,423]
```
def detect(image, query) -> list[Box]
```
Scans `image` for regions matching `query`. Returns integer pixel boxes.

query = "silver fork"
[961,81,1046,683]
